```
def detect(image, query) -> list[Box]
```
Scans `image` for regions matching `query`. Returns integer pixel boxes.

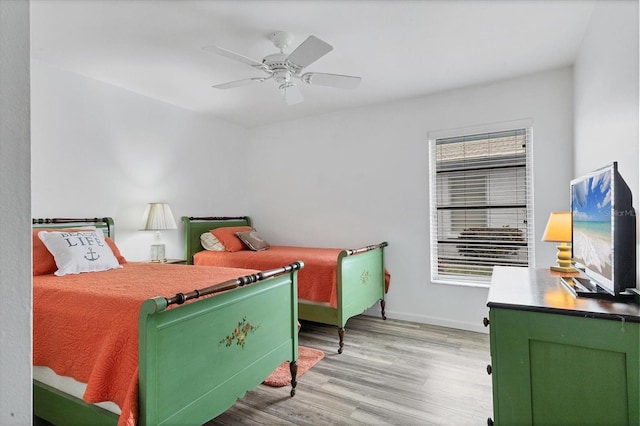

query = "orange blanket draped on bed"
[194,246,347,308]
[33,262,258,426]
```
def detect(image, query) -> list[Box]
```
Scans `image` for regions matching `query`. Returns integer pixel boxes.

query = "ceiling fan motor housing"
[263,53,298,84]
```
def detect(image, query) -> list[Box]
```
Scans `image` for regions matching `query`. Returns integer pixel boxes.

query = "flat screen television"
[570,162,636,296]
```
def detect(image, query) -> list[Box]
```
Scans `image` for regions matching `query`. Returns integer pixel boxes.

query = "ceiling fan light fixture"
[280,83,303,105]
[272,69,291,85]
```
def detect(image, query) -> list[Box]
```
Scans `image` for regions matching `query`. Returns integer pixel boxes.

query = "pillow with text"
[38,229,122,276]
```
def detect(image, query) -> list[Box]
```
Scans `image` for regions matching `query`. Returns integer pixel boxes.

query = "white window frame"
[428,120,535,287]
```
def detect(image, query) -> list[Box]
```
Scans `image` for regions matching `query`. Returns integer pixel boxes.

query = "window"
[429,127,534,285]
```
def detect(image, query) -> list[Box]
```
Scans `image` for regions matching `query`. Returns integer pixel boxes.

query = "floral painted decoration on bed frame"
[220,317,260,349]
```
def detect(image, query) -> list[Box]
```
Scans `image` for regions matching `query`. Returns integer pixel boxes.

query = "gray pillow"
[236,230,270,251]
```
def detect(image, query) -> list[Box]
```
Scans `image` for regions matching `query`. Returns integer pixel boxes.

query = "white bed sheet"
[33,366,121,414]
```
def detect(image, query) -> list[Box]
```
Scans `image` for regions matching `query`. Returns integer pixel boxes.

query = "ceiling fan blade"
[212,77,267,89]
[301,72,362,89]
[286,36,333,69]
[280,84,304,105]
[202,45,264,68]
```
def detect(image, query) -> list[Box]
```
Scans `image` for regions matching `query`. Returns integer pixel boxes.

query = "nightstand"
[149,258,187,265]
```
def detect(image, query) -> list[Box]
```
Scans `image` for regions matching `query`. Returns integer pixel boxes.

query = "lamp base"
[551,242,576,273]
[550,265,578,273]
[150,243,166,263]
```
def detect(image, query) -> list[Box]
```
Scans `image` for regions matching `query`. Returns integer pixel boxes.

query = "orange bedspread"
[194,246,343,308]
[33,262,258,426]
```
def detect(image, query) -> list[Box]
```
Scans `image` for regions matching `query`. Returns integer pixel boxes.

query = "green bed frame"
[32,217,301,425]
[182,216,388,354]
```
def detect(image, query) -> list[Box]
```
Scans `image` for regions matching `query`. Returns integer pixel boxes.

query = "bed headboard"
[182,216,251,265]
[32,217,115,239]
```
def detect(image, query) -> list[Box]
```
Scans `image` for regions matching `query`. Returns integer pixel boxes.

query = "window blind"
[429,128,534,284]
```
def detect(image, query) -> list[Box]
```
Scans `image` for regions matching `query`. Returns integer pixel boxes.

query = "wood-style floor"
[206,315,493,425]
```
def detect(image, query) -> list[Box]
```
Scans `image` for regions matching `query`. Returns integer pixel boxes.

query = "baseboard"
[362,308,489,334]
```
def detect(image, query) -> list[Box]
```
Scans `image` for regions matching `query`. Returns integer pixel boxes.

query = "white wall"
[0,0,31,423]
[31,61,252,261]
[574,0,639,287]
[31,64,574,335]
[246,68,574,332]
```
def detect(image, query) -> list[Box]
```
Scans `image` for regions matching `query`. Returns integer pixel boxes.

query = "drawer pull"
[486,364,492,375]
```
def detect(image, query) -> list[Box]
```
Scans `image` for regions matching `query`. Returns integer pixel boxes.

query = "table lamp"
[542,211,576,273]
[141,202,177,262]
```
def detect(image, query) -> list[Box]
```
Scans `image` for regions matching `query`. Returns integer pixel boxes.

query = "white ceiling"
[30,0,595,128]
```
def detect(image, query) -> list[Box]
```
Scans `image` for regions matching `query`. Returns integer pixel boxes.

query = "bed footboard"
[138,262,301,425]
[34,262,302,426]
[299,242,388,353]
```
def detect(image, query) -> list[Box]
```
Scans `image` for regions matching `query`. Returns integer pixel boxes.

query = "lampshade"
[542,212,572,243]
[141,203,177,231]
[542,211,576,273]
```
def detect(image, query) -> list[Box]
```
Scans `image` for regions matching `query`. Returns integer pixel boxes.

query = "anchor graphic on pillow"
[84,247,100,261]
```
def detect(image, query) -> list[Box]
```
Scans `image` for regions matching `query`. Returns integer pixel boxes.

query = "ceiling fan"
[203,31,361,105]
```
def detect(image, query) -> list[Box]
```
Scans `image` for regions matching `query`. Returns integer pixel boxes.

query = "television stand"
[560,276,636,301]
[487,267,639,425]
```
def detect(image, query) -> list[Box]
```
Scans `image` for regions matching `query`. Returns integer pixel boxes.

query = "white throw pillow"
[38,229,122,276]
[200,232,226,251]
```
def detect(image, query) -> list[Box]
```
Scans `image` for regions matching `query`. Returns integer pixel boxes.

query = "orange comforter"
[33,262,258,426]
[194,246,344,308]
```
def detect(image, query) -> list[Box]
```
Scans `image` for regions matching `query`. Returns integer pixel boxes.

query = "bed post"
[289,361,298,397]
[337,328,345,354]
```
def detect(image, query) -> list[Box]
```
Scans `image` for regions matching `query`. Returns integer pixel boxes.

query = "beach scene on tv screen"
[572,170,613,280]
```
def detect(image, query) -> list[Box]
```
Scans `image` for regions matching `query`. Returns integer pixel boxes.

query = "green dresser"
[486,267,639,425]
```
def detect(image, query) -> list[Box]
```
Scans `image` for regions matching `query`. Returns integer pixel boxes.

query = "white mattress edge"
[33,366,121,415]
